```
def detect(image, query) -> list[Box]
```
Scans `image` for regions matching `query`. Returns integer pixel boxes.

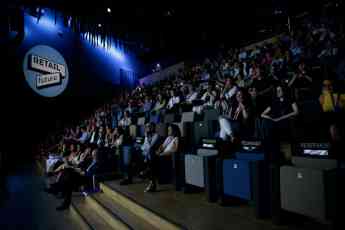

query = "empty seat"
[181,112,195,123]
[137,117,146,126]
[164,113,176,123]
[280,157,337,221]
[149,113,160,124]
[203,109,219,121]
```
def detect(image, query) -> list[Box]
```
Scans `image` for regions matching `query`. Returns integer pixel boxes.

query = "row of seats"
[131,110,220,147]
[160,139,342,223]
[129,107,341,224]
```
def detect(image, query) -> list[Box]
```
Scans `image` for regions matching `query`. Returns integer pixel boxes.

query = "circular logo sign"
[23,45,69,97]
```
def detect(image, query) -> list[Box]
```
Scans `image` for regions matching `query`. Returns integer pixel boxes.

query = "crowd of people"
[39,11,345,211]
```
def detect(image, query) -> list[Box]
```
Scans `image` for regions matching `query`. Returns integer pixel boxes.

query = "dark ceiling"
[2,0,333,64]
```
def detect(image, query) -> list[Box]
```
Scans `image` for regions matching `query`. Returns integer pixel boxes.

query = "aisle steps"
[70,182,184,230]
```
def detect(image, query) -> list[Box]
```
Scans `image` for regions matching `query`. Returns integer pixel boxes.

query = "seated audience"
[118,111,132,129]
[145,124,180,192]
[319,79,345,113]
[45,148,99,210]
[218,89,252,142]
[75,126,89,144]
[288,61,313,100]
[185,86,198,104]
[104,125,113,148]
[140,123,160,179]
[151,94,166,113]
[201,85,216,108]
[166,89,181,112]
[89,125,98,144]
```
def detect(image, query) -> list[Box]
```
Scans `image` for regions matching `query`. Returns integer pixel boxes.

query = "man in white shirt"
[77,127,89,144]
[166,90,180,110]
[239,48,247,61]
[224,79,238,100]
[89,125,97,144]
[119,111,132,128]
[141,123,159,160]
[185,86,198,103]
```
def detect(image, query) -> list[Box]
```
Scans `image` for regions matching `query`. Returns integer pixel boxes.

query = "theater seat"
[164,113,176,123]
[137,125,145,137]
[173,122,186,137]
[203,109,219,121]
[156,123,168,138]
[280,157,337,221]
[181,112,195,123]
[149,113,160,124]
[137,117,146,126]
[184,148,219,202]
[222,152,265,200]
[192,121,219,146]
[129,125,137,139]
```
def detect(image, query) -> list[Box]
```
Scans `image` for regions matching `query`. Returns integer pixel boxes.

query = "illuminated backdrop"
[18,8,144,97]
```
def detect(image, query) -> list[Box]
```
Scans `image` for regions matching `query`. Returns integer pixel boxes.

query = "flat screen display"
[303,149,328,156]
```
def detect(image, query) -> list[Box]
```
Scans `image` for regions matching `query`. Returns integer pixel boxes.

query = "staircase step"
[70,196,114,230]
[100,182,186,230]
[85,195,132,230]
[92,192,159,230]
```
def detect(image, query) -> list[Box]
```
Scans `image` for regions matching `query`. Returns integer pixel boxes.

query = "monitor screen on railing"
[303,149,328,156]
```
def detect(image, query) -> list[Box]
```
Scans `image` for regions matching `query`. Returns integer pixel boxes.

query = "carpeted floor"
[0,163,81,230]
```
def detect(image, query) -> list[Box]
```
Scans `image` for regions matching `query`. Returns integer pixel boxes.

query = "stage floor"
[103,179,327,230]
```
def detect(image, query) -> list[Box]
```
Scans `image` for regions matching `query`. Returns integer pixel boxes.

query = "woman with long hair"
[261,85,298,163]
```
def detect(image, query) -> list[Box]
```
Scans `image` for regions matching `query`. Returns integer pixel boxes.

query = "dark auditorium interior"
[1,0,345,229]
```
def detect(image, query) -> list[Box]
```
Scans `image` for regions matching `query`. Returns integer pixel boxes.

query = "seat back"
[137,125,145,137]
[235,152,265,161]
[173,122,185,137]
[280,166,329,220]
[192,121,218,146]
[292,157,337,170]
[223,159,252,200]
[197,148,218,157]
[129,125,137,139]
[182,112,195,123]
[156,123,168,137]
[137,117,146,126]
[164,113,176,123]
[203,109,219,121]
[150,114,160,124]
[185,154,205,188]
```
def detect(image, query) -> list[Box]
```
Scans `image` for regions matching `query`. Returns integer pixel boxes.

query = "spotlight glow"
[107,8,111,13]
[84,32,125,62]
[98,23,102,28]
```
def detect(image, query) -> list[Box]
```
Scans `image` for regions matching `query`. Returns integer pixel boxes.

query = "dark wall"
[1,9,145,162]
